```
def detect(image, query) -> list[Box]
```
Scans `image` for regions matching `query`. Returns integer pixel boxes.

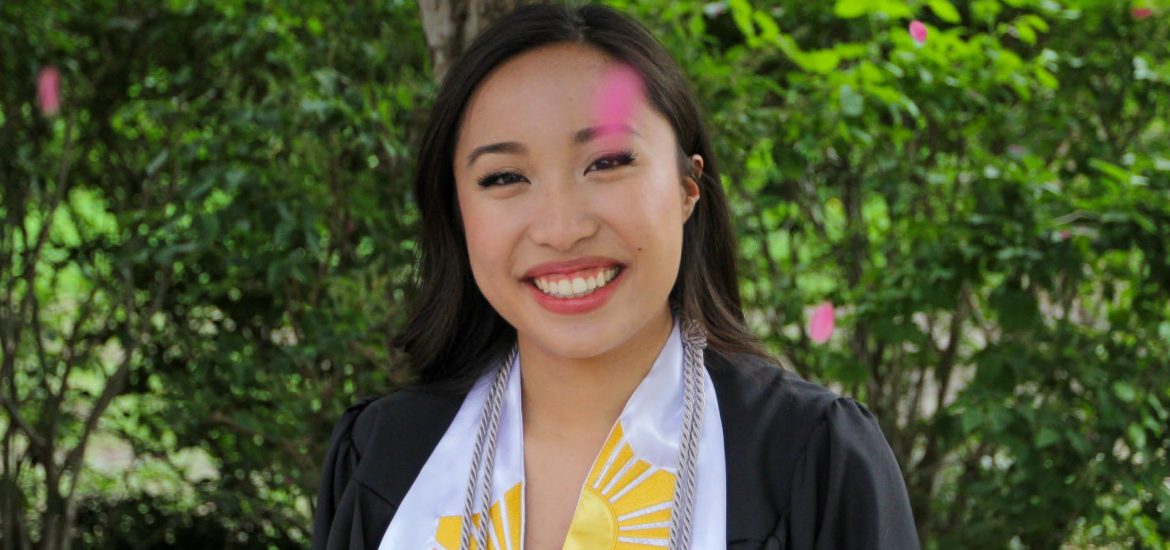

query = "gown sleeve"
[780,397,921,550]
[311,396,390,550]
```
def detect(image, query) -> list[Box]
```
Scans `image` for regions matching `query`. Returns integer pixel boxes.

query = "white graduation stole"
[378,317,726,549]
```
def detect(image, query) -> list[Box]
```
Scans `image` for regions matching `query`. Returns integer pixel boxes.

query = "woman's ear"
[684,154,703,220]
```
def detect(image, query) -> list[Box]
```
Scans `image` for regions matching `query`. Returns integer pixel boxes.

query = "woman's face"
[453,42,701,362]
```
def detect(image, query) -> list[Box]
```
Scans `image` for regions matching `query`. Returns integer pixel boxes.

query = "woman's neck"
[517,308,675,441]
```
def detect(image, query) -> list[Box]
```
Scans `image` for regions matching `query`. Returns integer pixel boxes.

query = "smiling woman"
[312,3,919,550]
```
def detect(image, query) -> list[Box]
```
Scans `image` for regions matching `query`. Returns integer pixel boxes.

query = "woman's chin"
[511,320,629,360]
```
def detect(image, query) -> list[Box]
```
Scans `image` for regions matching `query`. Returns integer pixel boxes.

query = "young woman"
[312,3,919,549]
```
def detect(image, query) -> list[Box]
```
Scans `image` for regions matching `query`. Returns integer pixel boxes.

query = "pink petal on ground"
[808,302,836,344]
[594,64,644,129]
[37,66,60,116]
[1131,8,1153,19]
[909,20,928,45]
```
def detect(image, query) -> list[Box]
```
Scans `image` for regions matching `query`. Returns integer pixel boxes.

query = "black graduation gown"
[311,348,921,549]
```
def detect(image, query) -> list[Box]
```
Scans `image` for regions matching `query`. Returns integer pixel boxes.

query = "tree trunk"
[41,495,68,550]
[417,0,529,83]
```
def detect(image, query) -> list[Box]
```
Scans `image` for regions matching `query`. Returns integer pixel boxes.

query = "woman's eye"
[476,151,637,187]
[587,151,638,173]
[477,171,526,188]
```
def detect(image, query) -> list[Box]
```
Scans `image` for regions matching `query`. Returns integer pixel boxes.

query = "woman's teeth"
[533,266,620,298]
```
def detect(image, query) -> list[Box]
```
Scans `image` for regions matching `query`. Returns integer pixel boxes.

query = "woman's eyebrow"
[465,124,641,168]
[572,123,641,144]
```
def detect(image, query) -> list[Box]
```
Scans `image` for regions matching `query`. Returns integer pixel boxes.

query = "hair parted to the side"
[390,1,782,393]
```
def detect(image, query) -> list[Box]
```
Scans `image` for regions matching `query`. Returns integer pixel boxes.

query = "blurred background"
[2,0,1169,548]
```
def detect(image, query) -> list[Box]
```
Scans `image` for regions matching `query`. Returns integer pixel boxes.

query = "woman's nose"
[527,179,598,251]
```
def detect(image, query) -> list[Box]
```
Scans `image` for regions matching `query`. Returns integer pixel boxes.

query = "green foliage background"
[2,0,1168,548]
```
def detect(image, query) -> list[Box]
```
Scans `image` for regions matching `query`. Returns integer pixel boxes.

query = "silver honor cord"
[459,314,708,550]
[458,344,516,550]
[668,315,708,550]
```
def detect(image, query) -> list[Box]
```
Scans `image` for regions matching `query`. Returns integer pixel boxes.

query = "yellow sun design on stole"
[434,482,524,550]
[434,421,677,549]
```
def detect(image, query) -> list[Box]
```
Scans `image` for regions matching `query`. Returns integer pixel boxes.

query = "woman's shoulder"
[333,386,468,458]
[709,348,919,548]
[320,386,469,492]
[705,347,852,432]
[708,348,899,473]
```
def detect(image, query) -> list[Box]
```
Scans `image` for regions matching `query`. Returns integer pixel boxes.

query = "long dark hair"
[391,2,779,393]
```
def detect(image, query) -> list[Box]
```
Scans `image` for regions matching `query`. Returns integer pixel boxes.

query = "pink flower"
[595,64,644,130]
[909,20,928,45]
[1131,8,1153,19]
[808,302,836,344]
[37,66,60,116]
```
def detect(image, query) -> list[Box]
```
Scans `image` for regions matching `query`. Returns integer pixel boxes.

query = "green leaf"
[687,12,705,38]
[928,0,961,23]
[1089,158,1131,184]
[1127,424,1147,449]
[1034,66,1059,90]
[1016,23,1036,45]
[832,43,871,60]
[1017,14,1049,33]
[793,49,842,74]
[834,0,869,18]
[728,0,756,41]
[834,0,912,19]
[752,11,780,43]
[1149,394,1168,420]
[1113,381,1138,403]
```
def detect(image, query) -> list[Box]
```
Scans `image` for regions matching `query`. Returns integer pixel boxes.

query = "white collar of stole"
[378,317,726,549]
